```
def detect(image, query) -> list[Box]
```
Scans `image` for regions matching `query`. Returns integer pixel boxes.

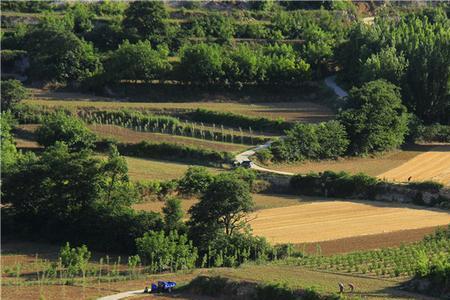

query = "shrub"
[408,181,444,192]
[256,148,273,164]
[270,121,349,162]
[59,242,91,276]
[0,80,29,111]
[36,112,96,151]
[414,124,450,143]
[290,171,380,199]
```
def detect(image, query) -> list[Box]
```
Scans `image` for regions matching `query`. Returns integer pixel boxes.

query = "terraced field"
[26,95,334,122]
[90,124,250,153]
[250,200,450,244]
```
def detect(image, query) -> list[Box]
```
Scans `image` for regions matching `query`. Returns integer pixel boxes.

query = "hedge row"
[290,171,446,207]
[180,108,291,134]
[414,124,450,143]
[112,141,233,166]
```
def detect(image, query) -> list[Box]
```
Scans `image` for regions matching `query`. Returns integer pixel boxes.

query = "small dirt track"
[97,289,143,300]
[378,145,450,185]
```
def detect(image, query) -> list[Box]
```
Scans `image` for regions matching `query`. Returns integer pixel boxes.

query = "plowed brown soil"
[300,226,444,255]
[250,200,450,244]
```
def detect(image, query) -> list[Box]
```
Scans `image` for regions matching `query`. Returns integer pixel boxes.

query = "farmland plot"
[378,145,450,186]
[250,200,450,244]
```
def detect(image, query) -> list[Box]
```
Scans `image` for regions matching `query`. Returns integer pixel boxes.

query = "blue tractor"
[144,281,176,293]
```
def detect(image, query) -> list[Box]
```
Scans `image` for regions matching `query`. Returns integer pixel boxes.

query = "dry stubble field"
[378,145,450,185]
[249,200,450,244]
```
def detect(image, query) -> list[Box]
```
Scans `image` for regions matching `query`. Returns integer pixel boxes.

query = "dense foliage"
[338,9,450,124]
[0,79,28,111]
[270,120,349,162]
[338,80,409,155]
[36,112,97,151]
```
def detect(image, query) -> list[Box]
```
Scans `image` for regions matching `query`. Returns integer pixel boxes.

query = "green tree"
[103,40,172,83]
[3,142,102,220]
[188,173,254,250]
[178,43,224,85]
[338,80,410,154]
[69,3,95,34]
[135,230,197,271]
[24,28,100,83]
[59,242,91,276]
[177,166,213,197]
[361,46,408,86]
[162,197,185,232]
[263,44,311,85]
[36,112,96,151]
[123,1,167,39]
[190,14,235,41]
[0,80,28,111]
[101,144,135,208]
[1,113,19,173]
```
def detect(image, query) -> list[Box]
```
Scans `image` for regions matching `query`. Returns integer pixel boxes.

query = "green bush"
[36,112,96,151]
[270,121,349,162]
[59,242,91,276]
[414,124,450,143]
[408,181,444,192]
[290,171,380,199]
[0,79,29,111]
[178,166,214,197]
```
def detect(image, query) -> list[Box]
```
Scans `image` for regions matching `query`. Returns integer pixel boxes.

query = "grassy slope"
[124,156,223,181]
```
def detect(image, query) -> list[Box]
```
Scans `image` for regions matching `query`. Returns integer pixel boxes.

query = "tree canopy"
[338,80,410,154]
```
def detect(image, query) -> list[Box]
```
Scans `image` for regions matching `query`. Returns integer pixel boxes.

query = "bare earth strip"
[377,145,450,185]
[300,226,444,255]
[250,200,450,244]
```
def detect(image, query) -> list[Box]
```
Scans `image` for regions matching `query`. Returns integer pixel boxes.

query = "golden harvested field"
[378,145,450,185]
[250,200,450,244]
[90,124,250,153]
[26,98,334,122]
[124,156,222,181]
[269,145,434,177]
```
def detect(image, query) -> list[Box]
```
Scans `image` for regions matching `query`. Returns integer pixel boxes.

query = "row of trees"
[269,79,410,161]
[338,8,450,124]
[2,1,351,85]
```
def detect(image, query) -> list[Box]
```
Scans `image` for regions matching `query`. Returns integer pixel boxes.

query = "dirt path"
[378,145,450,185]
[250,200,450,244]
